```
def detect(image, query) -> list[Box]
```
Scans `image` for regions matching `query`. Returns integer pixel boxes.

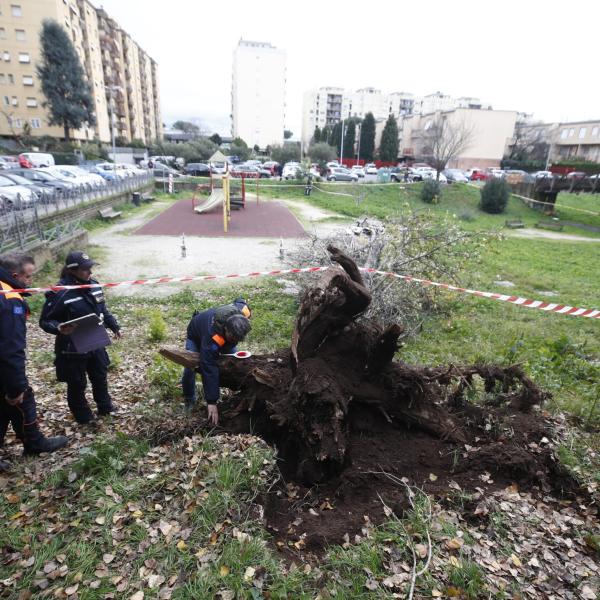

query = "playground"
[136,175,307,238]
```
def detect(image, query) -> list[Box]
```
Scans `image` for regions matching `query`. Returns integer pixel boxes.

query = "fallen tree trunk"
[161,246,549,484]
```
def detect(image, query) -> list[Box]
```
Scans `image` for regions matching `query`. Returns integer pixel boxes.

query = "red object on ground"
[136,199,307,238]
[470,169,490,181]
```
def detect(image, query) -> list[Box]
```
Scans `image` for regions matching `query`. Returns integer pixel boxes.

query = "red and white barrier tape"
[2,265,598,319]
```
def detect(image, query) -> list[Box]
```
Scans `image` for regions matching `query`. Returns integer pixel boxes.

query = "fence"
[0,172,153,255]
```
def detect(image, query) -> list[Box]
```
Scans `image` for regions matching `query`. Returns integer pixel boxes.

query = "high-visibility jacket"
[0,266,29,398]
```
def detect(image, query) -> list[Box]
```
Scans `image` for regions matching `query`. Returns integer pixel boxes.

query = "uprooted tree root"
[157,246,584,544]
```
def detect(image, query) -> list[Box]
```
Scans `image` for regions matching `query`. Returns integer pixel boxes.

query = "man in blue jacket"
[0,253,68,470]
[39,251,121,425]
[182,299,251,424]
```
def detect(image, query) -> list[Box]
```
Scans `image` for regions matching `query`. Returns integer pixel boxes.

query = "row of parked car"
[0,155,147,208]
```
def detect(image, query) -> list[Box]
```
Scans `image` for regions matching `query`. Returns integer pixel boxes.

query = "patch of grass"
[147,308,168,342]
[556,192,600,229]
[447,557,487,599]
[147,353,182,401]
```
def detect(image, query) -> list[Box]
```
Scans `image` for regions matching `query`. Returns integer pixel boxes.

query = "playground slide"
[194,189,224,214]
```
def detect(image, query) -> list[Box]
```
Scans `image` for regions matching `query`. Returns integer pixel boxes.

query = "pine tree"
[37,20,95,141]
[343,120,356,159]
[321,126,330,144]
[379,115,399,163]
[360,113,376,162]
[312,125,321,144]
[331,122,343,156]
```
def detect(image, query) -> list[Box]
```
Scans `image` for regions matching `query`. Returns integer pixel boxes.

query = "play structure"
[191,173,247,233]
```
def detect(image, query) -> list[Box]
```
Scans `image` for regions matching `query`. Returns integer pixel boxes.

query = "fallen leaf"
[103,553,115,564]
[159,520,172,536]
[65,584,79,595]
[243,566,255,582]
[176,540,187,551]
[5,493,19,504]
[415,543,428,558]
[95,515,106,525]
[580,586,596,600]
[129,592,144,600]
[449,556,461,567]
[446,587,462,597]
[510,554,522,568]
[431,590,443,598]
[429,473,438,481]
[446,538,464,550]
[219,565,230,577]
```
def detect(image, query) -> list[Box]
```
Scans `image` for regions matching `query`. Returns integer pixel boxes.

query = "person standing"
[182,299,251,424]
[39,251,121,425]
[0,253,68,469]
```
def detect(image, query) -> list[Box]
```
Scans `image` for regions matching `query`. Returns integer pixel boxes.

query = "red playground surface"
[135,198,307,238]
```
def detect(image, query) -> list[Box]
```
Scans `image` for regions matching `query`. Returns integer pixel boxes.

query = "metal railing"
[0,172,154,254]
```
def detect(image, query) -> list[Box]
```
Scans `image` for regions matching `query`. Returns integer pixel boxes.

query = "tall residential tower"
[231,39,286,150]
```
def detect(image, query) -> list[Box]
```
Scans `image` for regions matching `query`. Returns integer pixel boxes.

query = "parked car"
[566,171,587,179]
[18,152,56,168]
[389,166,408,182]
[327,167,358,182]
[364,163,378,175]
[351,165,365,178]
[209,162,227,175]
[262,161,280,176]
[282,162,302,180]
[40,166,97,188]
[0,172,48,197]
[503,169,534,183]
[468,169,490,181]
[0,173,38,206]
[184,163,211,177]
[0,156,19,170]
[55,165,106,186]
[12,168,75,192]
[410,167,447,183]
[532,170,554,179]
[486,168,505,178]
[442,169,469,183]
[79,164,119,182]
[326,161,341,169]
[153,166,181,179]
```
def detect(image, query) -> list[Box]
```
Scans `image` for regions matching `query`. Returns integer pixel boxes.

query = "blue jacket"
[0,266,29,398]
[186,300,250,404]
[39,274,120,354]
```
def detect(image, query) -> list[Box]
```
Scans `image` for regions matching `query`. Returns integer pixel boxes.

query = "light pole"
[340,118,345,166]
[356,122,361,166]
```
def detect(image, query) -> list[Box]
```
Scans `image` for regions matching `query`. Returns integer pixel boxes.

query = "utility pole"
[340,118,345,166]
[356,122,361,166]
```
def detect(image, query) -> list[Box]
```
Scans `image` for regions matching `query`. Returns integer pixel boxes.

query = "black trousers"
[55,349,112,423]
[0,386,37,445]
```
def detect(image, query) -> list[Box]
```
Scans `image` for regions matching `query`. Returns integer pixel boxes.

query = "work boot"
[23,425,68,456]
[0,459,10,472]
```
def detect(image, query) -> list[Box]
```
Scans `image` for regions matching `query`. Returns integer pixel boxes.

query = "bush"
[148,309,168,342]
[421,179,441,204]
[480,178,510,214]
[147,355,182,400]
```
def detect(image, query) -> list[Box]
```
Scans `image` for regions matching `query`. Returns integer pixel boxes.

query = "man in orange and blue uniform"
[182,299,251,424]
[0,253,67,470]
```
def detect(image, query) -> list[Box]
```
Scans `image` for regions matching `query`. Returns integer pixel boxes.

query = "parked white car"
[532,170,554,179]
[412,167,447,183]
[282,162,302,180]
[96,162,130,180]
[40,166,95,188]
[365,163,378,175]
[55,165,107,186]
[351,165,366,177]
[488,168,505,178]
[0,173,38,206]
[18,152,55,168]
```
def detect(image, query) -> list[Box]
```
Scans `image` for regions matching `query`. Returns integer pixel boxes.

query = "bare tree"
[421,116,474,180]
[508,121,550,162]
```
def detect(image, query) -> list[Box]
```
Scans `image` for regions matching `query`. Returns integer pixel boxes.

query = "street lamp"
[340,118,345,165]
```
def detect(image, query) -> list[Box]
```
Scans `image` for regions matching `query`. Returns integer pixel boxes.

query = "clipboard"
[62,313,112,353]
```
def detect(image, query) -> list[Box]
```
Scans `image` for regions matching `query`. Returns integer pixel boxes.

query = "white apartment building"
[302,86,414,146]
[414,92,491,115]
[231,39,286,150]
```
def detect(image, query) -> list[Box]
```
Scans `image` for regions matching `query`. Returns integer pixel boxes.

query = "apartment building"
[231,39,286,150]
[552,120,600,163]
[401,108,518,169]
[0,0,161,144]
[302,86,414,147]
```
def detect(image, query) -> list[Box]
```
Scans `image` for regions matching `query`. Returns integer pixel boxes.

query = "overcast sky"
[93,0,600,137]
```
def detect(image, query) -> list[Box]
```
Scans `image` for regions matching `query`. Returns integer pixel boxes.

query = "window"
[0,29,6,40]
[593,127,599,137]
[26,97,36,107]
[569,128,575,137]
[22,75,32,85]
[3,96,8,106]
[18,52,29,63]
[578,127,587,139]
[15,29,25,41]
[12,117,22,128]
[11,5,22,17]
[0,74,4,84]
[3,51,10,62]
[11,95,17,106]
[8,73,13,84]
[30,118,41,129]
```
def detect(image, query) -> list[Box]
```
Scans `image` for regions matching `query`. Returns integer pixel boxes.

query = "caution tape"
[2,265,598,319]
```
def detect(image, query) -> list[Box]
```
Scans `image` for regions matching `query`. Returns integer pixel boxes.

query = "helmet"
[224,314,251,342]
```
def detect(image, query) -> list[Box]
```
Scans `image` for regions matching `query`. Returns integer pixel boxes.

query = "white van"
[19,152,55,168]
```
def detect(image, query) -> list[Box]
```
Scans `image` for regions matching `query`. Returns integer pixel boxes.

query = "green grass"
[555,191,600,229]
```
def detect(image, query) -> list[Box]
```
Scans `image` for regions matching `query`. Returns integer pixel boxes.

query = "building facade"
[552,120,600,163]
[302,86,414,147]
[400,108,518,169]
[0,0,161,144]
[231,39,286,150]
